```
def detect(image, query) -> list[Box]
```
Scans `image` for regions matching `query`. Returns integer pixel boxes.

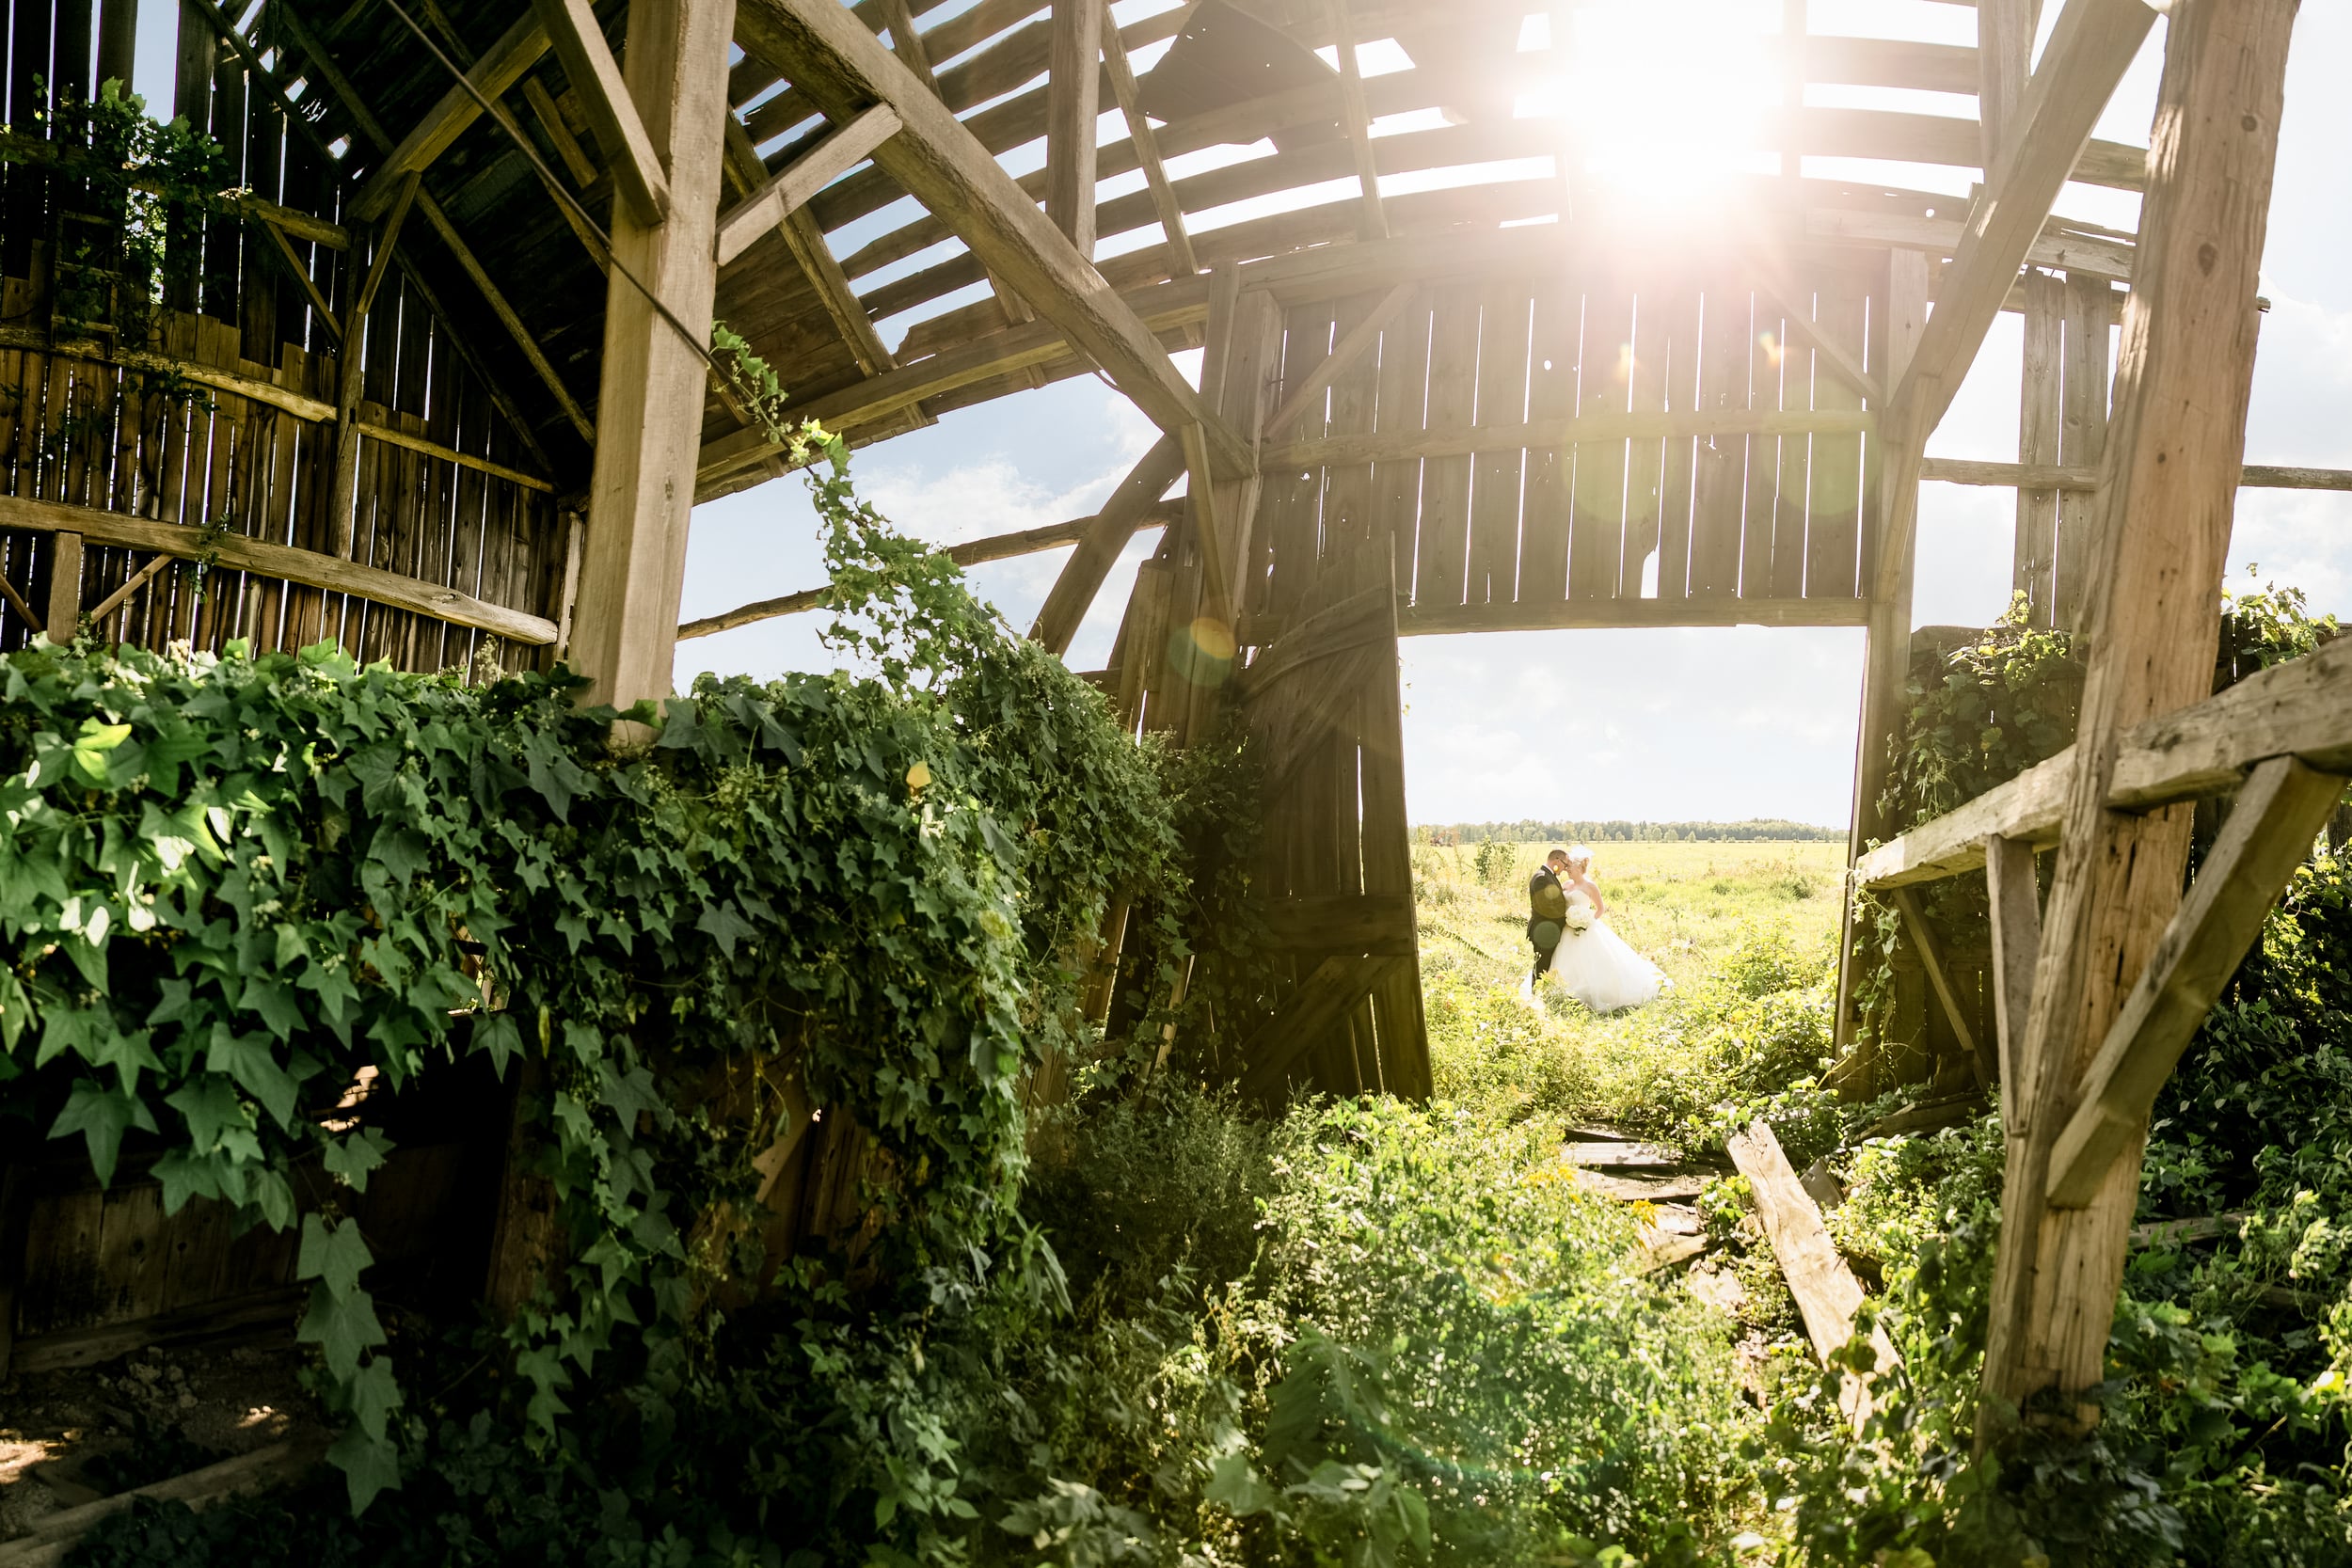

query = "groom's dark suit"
[1528,864,1569,979]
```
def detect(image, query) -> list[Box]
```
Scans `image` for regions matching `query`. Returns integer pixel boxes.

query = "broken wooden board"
[1574,1170,1710,1203]
[1727,1119,1900,1418]
[0,1440,325,1566]
[1562,1141,1688,1169]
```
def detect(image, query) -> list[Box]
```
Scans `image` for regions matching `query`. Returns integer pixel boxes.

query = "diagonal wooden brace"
[2045,755,2350,1207]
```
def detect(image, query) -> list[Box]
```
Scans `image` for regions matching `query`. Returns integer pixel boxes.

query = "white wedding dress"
[1543,891,1667,1014]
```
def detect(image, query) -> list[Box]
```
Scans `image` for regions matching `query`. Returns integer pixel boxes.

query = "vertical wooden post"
[2054,273,2112,630]
[96,0,137,91]
[2015,268,2062,621]
[1976,0,2036,164]
[45,531,82,642]
[329,175,418,562]
[569,0,736,710]
[1833,247,1928,1060]
[1043,0,1101,256]
[1980,0,2296,1434]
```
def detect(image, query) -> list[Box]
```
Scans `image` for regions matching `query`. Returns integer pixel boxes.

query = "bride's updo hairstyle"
[1565,845,1593,869]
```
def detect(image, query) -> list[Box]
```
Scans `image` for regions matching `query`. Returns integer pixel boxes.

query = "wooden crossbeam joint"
[351,11,552,220]
[532,0,674,225]
[2045,756,2349,1207]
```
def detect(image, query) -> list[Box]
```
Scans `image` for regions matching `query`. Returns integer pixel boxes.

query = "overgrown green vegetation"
[15,442,2352,1568]
[1422,820,1844,845]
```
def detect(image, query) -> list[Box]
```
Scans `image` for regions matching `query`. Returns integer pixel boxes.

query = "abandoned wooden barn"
[0,0,2344,1508]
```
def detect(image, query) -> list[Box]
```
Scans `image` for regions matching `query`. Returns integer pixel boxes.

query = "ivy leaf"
[327,1421,403,1513]
[206,1023,298,1128]
[49,1079,159,1185]
[345,1354,405,1441]
[244,977,306,1041]
[71,720,133,785]
[298,1273,386,1380]
[165,1074,246,1150]
[322,1127,393,1192]
[472,1012,522,1080]
[297,1212,375,1298]
[373,828,430,892]
[695,899,755,958]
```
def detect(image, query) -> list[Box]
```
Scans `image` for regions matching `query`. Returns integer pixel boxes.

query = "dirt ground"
[0,1337,324,1544]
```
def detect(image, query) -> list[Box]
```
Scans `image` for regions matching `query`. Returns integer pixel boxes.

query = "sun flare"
[1518,0,1784,212]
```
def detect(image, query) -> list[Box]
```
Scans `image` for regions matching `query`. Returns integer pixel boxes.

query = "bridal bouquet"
[1563,892,1597,934]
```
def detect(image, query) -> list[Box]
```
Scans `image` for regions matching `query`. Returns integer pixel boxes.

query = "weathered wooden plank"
[2015,268,2063,622]
[1728,1119,1899,1386]
[1688,277,1748,597]
[1804,277,1867,599]
[1237,955,1393,1101]
[349,10,550,221]
[0,493,559,643]
[1397,594,1869,636]
[1270,408,1875,475]
[1568,282,1631,601]
[1368,288,1430,594]
[1984,833,2042,1110]
[1468,283,1529,607]
[2055,271,2112,630]
[1412,286,1478,610]
[1029,436,1188,656]
[1515,282,1575,606]
[1042,0,1102,253]
[533,0,672,224]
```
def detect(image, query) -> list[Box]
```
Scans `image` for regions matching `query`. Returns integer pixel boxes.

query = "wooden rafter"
[719,116,898,383]
[349,9,550,220]
[1983,835,2041,1107]
[1100,0,1198,277]
[735,0,1253,478]
[717,105,901,266]
[266,0,589,452]
[1044,0,1103,254]
[1325,0,1387,240]
[532,0,673,224]
[1029,435,1191,656]
[1882,0,2155,465]
[680,499,1184,640]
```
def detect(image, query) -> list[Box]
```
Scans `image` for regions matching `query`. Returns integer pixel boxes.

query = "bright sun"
[1517,0,1785,212]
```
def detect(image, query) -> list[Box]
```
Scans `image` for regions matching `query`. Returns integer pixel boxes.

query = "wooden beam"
[569,0,736,708]
[0,495,557,643]
[1393,595,1871,637]
[1918,457,2352,492]
[718,105,899,265]
[532,0,674,225]
[2045,756,2347,1209]
[720,114,898,382]
[1982,0,2296,1431]
[43,532,81,641]
[1030,435,1190,655]
[1976,0,2035,165]
[349,11,550,221]
[1890,886,1994,1089]
[1236,955,1397,1100]
[1043,0,1102,254]
[523,74,601,186]
[1326,0,1387,240]
[267,0,587,454]
[83,552,175,626]
[1100,0,1197,277]
[1753,269,1883,407]
[1984,834,2042,1110]
[677,499,1180,638]
[1883,0,2155,458]
[735,0,1252,478]
[259,220,342,341]
[1264,409,1875,472]
[332,174,421,560]
[1263,282,1413,441]
[1727,1118,1900,1420]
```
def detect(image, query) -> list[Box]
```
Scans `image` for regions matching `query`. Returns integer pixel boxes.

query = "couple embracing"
[1521,846,1667,1014]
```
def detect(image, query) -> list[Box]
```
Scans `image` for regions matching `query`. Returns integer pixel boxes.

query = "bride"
[1540,847,1668,1014]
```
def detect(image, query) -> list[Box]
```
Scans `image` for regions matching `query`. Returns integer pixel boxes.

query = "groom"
[1526,847,1572,985]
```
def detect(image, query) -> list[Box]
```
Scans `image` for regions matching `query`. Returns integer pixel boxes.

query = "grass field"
[1412,839,1847,1132]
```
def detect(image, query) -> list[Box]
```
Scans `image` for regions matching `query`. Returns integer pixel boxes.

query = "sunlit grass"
[1414,840,1845,1132]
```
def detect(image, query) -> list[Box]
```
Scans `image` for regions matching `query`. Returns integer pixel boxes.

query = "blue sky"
[138,1,2348,831]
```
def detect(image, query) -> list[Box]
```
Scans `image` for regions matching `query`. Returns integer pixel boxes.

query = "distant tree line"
[1415,818,1845,845]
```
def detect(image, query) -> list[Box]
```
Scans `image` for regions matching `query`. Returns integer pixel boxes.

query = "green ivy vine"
[0,431,1192,1512]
